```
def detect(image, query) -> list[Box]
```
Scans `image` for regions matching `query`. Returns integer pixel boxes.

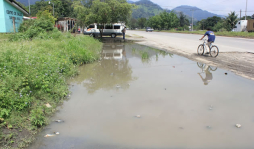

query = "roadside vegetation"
[0,10,102,148]
[129,9,254,37]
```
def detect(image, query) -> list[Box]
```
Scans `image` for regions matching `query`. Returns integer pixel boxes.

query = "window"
[114,25,120,29]
[105,25,113,29]
[97,25,104,29]
[238,22,240,24]
[88,25,95,28]
[234,26,237,28]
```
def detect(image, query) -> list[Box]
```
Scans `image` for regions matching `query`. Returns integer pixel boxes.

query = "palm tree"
[225,11,238,31]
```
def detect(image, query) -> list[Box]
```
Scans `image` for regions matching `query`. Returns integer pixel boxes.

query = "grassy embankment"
[138,29,254,38]
[0,33,102,148]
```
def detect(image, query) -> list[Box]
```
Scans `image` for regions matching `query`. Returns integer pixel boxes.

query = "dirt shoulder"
[128,35,254,81]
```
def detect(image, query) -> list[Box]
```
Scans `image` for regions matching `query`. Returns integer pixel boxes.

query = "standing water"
[30,43,254,149]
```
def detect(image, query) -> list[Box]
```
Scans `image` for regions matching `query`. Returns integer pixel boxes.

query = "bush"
[0,35,102,125]
[10,10,56,41]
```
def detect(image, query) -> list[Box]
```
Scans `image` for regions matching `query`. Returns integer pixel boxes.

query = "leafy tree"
[137,18,146,29]
[29,0,74,18]
[159,11,170,29]
[240,16,252,20]
[179,12,189,27]
[128,18,138,29]
[225,11,238,31]
[146,11,179,30]
[88,0,133,37]
[72,0,90,33]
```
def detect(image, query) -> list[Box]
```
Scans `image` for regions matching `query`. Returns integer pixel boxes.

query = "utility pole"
[28,0,30,15]
[245,0,248,20]
[191,10,195,31]
[240,9,241,20]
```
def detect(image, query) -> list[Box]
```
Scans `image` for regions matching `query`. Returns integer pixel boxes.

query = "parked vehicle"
[232,20,254,32]
[146,27,154,32]
[247,20,254,32]
[84,23,125,38]
[232,20,247,32]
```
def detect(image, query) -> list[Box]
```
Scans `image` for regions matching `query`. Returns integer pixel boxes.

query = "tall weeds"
[0,33,102,127]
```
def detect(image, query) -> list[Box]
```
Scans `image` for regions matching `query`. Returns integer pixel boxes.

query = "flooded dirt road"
[30,43,254,149]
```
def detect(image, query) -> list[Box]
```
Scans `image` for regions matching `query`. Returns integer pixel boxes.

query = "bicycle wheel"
[197,62,204,68]
[197,44,204,55]
[209,66,217,71]
[210,45,219,57]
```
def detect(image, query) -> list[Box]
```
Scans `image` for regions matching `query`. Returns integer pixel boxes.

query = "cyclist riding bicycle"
[199,28,215,54]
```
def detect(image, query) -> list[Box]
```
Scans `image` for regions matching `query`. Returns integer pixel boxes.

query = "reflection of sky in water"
[30,43,254,149]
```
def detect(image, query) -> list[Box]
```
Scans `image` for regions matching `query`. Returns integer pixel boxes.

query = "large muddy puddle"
[30,43,254,149]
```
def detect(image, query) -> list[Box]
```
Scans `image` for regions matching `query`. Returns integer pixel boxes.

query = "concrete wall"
[1,0,24,33]
[0,0,6,33]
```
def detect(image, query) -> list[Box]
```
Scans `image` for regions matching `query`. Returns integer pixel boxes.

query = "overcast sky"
[131,0,254,16]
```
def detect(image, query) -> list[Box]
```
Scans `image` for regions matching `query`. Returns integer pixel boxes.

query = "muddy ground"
[127,36,254,81]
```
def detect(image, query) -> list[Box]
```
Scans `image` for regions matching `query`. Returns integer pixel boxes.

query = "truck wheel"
[111,34,116,38]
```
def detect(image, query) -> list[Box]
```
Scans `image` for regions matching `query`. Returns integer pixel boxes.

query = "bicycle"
[197,39,219,57]
[197,62,217,72]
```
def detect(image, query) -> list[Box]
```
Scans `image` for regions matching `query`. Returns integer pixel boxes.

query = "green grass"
[0,33,102,147]
[138,29,254,38]
[0,34,12,40]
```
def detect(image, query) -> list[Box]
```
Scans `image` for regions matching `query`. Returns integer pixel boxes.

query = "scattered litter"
[225,73,228,75]
[235,124,241,128]
[135,115,141,118]
[44,134,55,137]
[115,64,118,66]
[179,127,184,129]
[45,103,52,108]
[54,132,60,135]
[116,85,121,88]
[55,119,64,123]
[128,83,130,86]
[173,66,175,68]
[110,73,114,76]
[206,126,212,129]
[165,88,167,90]
[209,105,213,110]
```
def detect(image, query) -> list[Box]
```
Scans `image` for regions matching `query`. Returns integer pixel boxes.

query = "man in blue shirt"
[200,28,215,54]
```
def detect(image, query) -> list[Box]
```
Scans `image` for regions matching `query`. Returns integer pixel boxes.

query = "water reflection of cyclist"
[198,65,213,85]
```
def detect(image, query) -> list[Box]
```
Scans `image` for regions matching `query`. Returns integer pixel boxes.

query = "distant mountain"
[172,5,222,21]
[130,0,165,19]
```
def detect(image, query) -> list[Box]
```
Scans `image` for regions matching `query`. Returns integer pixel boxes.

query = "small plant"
[141,51,149,59]
[30,108,46,127]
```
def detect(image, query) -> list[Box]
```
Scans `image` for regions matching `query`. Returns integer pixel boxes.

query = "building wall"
[1,0,24,33]
[0,0,6,33]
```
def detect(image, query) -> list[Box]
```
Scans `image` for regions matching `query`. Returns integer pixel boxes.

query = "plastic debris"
[209,105,213,110]
[116,85,121,88]
[135,115,141,118]
[235,124,241,128]
[173,66,175,68]
[54,132,60,135]
[165,88,167,90]
[55,119,64,123]
[206,126,212,129]
[45,103,52,108]
[44,134,55,137]
[225,73,228,75]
